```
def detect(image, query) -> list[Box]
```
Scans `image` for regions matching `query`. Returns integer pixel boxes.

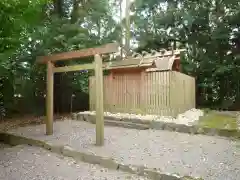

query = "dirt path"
[0,143,11,149]
[0,114,70,132]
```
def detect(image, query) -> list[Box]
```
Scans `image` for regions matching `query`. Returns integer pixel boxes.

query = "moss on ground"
[198,112,238,130]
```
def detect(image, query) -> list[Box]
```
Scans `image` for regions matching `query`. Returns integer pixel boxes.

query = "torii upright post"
[46,61,54,135]
[36,43,119,146]
[94,54,104,145]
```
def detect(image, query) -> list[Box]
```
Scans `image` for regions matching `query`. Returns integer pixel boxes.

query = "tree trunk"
[71,0,79,23]
[53,0,64,17]
[125,0,131,56]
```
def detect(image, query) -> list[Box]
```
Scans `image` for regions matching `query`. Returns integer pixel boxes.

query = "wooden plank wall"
[105,72,142,113]
[169,71,195,116]
[89,72,142,113]
[143,71,171,116]
[89,71,195,116]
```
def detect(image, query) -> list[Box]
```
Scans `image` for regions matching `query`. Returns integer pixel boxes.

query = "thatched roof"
[104,49,185,71]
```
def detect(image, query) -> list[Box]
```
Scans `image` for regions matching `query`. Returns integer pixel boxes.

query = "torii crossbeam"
[36,43,119,146]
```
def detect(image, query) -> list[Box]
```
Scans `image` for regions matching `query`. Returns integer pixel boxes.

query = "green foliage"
[0,0,119,117]
[1,0,240,118]
[0,0,48,117]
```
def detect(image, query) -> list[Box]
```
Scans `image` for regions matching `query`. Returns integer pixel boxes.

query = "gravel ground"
[0,145,149,180]
[8,120,240,180]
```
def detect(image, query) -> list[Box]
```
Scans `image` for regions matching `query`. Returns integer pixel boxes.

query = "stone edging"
[0,132,202,180]
[72,112,240,139]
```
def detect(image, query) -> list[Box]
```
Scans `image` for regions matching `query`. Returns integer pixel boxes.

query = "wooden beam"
[94,54,104,146]
[37,42,119,64]
[53,63,94,73]
[46,61,54,135]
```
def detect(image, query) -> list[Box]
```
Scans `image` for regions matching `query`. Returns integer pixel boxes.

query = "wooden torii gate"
[36,43,119,146]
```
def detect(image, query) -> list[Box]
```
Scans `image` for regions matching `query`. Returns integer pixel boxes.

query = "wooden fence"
[89,71,195,116]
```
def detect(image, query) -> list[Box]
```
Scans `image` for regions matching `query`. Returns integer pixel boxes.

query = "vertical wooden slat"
[115,74,118,112]
[125,74,127,112]
[119,75,122,112]
[149,73,151,114]
[163,72,166,115]
[136,73,139,111]
[123,74,126,111]
[120,74,123,111]
[160,72,163,115]
[105,76,109,111]
[151,72,154,114]
[120,74,123,112]
[46,61,54,135]
[129,74,133,113]
[134,74,137,111]
[159,72,163,115]
[122,74,125,111]
[132,74,135,112]
[158,71,161,115]
[121,74,124,112]
[122,74,124,112]
[155,72,159,115]
[145,72,148,114]
[137,74,140,112]
[119,74,122,112]
[171,71,176,116]
[140,71,145,114]
[152,72,155,114]
[150,72,153,114]
[125,74,127,113]
[145,73,148,114]
[179,72,183,114]
[164,72,167,115]
[94,54,104,146]
[166,72,171,115]
[109,72,114,112]
[102,76,105,111]
[116,75,119,112]
[167,72,170,115]
[105,75,108,111]
[112,73,116,112]
[148,73,151,114]
[133,74,135,112]
[167,72,171,115]
[154,72,157,114]
[124,74,128,112]
[178,72,182,114]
